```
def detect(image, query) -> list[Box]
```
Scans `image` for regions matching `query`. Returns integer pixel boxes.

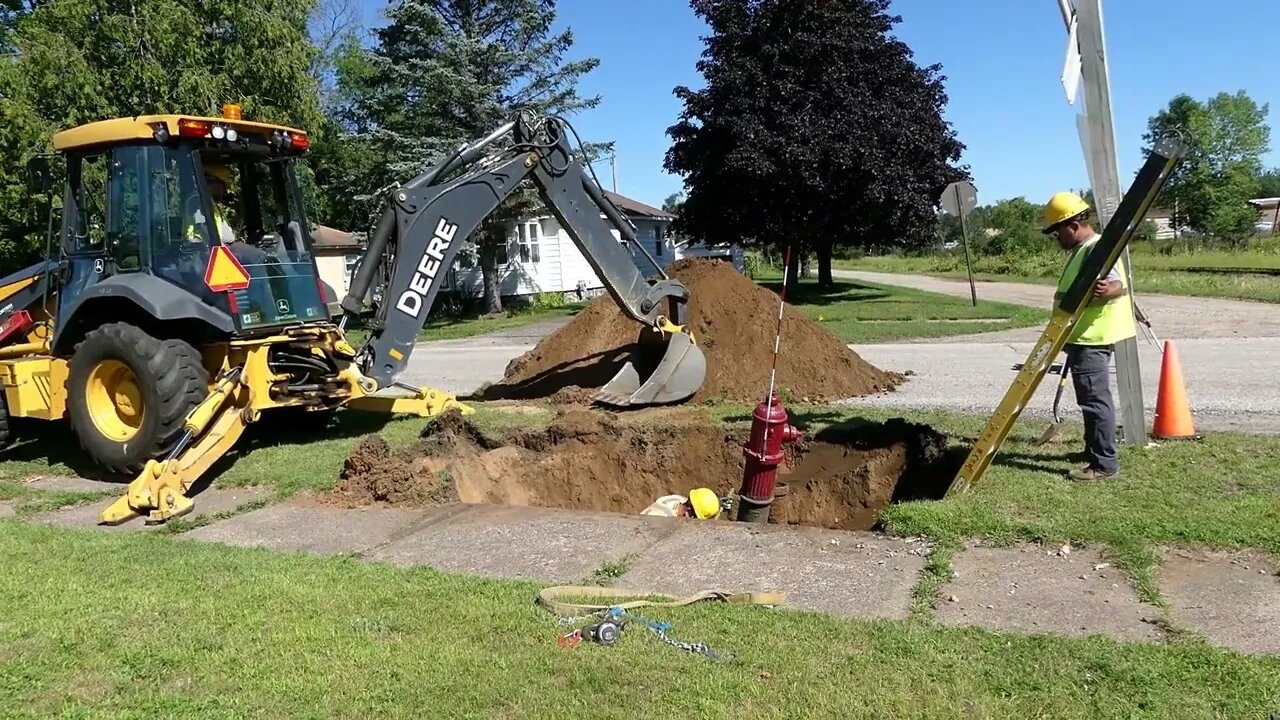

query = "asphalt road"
[400,273,1280,434]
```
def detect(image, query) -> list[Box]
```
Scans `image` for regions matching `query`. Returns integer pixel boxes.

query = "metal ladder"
[945,134,1185,496]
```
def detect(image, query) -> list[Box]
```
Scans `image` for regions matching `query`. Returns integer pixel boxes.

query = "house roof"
[604,191,675,221]
[311,224,364,251]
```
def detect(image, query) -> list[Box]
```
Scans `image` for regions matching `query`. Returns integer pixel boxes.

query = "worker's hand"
[1092,279,1118,299]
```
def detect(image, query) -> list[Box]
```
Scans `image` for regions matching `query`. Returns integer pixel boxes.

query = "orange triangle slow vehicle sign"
[204,245,252,292]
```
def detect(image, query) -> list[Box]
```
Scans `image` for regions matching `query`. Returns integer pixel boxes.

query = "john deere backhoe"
[0,106,705,525]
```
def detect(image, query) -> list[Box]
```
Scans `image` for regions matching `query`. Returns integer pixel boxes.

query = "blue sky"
[358,1,1279,209]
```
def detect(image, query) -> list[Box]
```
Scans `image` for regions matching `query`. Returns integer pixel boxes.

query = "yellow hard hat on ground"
[1041,191,1090,233]
[687,487,721,519]
[204,163,232,185]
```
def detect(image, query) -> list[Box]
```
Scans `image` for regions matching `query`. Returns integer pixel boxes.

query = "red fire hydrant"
[737,393,802,523]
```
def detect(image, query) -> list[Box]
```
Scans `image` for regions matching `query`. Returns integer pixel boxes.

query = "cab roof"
[52,114,308,153]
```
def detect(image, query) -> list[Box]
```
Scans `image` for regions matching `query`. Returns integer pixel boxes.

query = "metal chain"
[642,624,729,662]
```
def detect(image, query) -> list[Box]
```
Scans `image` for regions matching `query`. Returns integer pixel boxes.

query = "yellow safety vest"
[185,207,235,244]
[1054,235,1136,346]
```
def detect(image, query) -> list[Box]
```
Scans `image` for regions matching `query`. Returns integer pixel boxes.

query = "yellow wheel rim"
[85,359,144,442]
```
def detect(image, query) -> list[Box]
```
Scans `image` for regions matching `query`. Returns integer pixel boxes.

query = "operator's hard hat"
[687,487,721,520]
[204,163,232,185]
[1041,191,1090,233]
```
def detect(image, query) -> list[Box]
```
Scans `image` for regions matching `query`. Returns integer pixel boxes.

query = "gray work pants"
[1065,343,1119,474]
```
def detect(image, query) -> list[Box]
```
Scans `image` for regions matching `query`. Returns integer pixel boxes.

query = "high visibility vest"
[1054,235,1136,346]
[185,206,235,244]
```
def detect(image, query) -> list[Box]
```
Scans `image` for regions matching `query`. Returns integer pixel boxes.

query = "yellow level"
[945,134,1185,496]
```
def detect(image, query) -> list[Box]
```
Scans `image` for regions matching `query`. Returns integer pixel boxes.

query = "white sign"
[1061,17,1082,105]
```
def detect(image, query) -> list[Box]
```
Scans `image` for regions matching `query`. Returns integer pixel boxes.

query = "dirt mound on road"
[480,258,903,404]
[330,408,960,531]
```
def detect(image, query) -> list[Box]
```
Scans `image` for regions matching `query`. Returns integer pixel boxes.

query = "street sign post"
[1056,0,1147,446]
[940,180,979,306]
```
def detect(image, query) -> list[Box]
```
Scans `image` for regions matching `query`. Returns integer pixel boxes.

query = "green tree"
[340,0,604,313]
[1143,91,1271,247]
[664,0,967,290]
[0,0,322,271]
[981,197,1044,256]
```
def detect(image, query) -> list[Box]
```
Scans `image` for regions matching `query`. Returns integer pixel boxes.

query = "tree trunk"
[799,253,811,279]
[479,234,503,315]
[817,245,833,287]
[785,247,800,296]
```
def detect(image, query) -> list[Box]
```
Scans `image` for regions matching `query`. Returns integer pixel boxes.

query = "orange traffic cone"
[1152,340,1199,440]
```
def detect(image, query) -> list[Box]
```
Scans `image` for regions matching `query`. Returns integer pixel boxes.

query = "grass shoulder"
[837,251,1280,304]
[753,272,1047,342]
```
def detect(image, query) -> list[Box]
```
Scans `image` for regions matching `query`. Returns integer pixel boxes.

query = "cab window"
[64,153,109,255]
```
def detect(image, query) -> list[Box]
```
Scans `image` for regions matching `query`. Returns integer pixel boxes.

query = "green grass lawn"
[3,519,1278,719]
[837,251,1280,304]
[756,273,1047,342]
[343,300,587,345]
[4,403,1280,717]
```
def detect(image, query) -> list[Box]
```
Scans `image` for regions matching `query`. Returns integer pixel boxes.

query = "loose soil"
[479,258,903,405]
[330,408,963,531]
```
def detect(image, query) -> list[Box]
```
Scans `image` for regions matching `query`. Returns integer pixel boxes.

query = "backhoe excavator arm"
[339,111,705,407]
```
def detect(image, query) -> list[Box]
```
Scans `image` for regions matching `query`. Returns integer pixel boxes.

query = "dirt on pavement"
[480,258,903,405]
[330,408,962,531]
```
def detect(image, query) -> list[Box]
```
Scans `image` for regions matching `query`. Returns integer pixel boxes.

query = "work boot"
[1068,466,1118,483]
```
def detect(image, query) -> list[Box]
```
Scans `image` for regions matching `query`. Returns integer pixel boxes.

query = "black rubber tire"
[66,323,209,474]
[0,384,10,451]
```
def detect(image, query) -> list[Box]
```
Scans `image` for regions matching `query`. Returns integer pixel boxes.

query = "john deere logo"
[276,299,291,314]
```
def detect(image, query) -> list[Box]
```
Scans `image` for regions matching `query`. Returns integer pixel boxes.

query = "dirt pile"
[330,408,961,531]
[481,258,903,404]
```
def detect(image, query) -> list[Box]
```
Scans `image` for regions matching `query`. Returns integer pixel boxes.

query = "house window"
[518,220,540,263]
[654,224,664,257]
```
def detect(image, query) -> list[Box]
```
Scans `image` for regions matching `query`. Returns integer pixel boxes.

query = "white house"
[438,190,745,304]
[318,191,746,312]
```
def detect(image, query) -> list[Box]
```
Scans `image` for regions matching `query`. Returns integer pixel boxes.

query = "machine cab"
[47,107,329,335]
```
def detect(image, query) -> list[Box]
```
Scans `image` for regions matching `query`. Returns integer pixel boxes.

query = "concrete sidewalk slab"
[936,543,1160,642]
[22,476,122,493]
[616,522,928,619]
[33,486,272,532]
[183,499,432,555]
[1158,547,1280,656]
[366,504,675,583]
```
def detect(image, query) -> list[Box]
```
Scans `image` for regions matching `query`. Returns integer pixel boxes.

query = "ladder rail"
[945,133,1185,496]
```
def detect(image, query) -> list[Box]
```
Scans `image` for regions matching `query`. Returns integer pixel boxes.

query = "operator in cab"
[641,487,728,520]
[1042,191,1136,483]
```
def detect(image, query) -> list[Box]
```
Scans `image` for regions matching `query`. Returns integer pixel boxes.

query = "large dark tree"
[664,0,967,289]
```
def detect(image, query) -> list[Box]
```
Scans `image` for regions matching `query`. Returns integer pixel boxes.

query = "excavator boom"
[340,111,705,406]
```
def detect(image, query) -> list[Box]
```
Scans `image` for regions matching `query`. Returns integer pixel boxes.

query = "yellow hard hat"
[204,163,231,185]
[688,487,721,519]
[1041,191,1090,232]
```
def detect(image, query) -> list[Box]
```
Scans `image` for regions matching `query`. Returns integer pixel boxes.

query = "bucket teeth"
[593,332,706,407]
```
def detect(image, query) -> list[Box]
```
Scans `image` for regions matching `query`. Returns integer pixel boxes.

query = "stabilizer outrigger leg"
[100,368,251,526]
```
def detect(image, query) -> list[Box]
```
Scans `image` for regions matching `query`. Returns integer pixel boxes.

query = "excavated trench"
[329,408,965,531]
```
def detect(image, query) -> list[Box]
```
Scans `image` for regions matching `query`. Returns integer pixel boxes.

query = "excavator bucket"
[593,330,706,407]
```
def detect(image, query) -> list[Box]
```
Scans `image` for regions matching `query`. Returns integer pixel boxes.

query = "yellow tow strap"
[536,585,785,617]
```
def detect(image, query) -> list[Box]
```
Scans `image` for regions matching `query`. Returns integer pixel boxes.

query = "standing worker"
[1042,192,1136,482]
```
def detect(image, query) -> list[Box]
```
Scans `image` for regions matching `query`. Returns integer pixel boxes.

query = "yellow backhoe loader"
[0,105,706,525]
